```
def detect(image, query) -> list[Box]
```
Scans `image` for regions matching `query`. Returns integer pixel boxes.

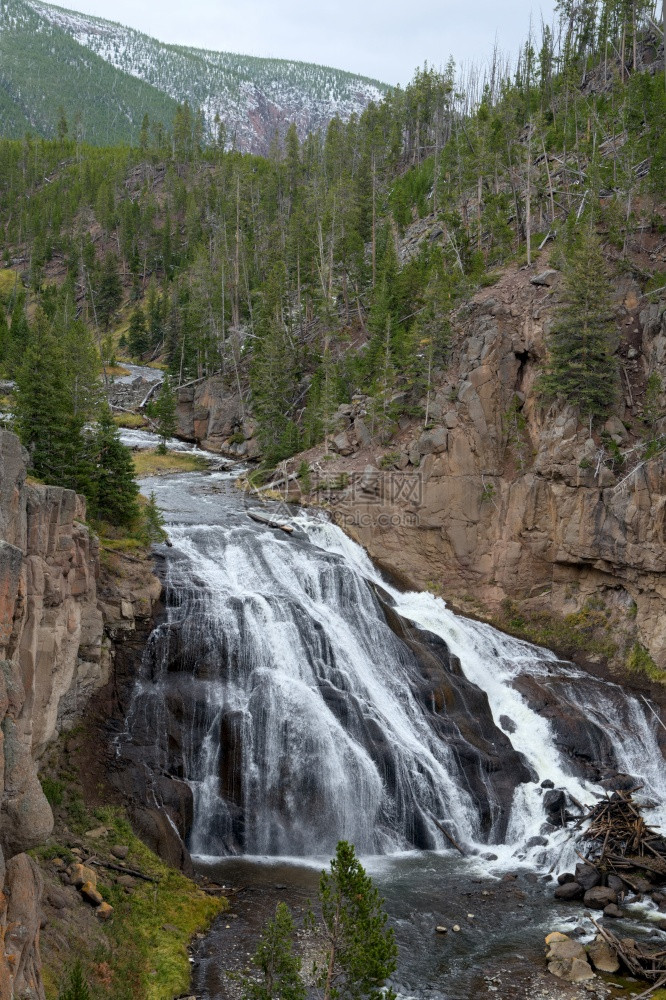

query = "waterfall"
[119,490,666,865]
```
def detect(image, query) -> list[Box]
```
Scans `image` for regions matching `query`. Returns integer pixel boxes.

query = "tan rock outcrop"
[328,267,666,670]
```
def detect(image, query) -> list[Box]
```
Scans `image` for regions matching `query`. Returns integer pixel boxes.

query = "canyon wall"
[327,267,666,671]
[0,429,159,999]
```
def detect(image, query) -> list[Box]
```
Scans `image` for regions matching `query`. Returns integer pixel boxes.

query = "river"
[121,428,666,999]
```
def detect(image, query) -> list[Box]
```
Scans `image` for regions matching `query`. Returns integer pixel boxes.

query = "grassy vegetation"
[112,412,149,429]
[104,365,131,377]
[0,267,19,301]
[132,449,208,477]
[38,808,224,1000]
[626,642,666,684]
[493,598,618,662]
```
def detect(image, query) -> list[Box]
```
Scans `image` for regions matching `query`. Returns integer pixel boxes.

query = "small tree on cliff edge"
[539,223,618,419]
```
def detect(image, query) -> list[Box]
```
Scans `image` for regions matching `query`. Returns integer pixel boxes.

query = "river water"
[124,430,666,999]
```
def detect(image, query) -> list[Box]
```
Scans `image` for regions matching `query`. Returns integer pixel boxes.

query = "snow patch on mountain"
[23,0,386,152]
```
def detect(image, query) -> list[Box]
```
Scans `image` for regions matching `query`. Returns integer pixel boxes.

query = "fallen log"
[247,510,294,534]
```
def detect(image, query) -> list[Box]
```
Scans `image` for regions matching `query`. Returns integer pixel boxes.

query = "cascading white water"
[120,471,666,867]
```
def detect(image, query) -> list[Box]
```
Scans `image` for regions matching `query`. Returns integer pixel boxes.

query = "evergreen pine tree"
[8,293,30,376]
[57,961,90,1000]
[316,841,397,1000]
[128,305,149,357]
[0,305,10,373]
[153,374,177,454]
[14,310,82,487]
[90,408,140,527]
[241,902,306,1000]
[143,491,167,542]
[539,225,618,418]
[96,252,123,329]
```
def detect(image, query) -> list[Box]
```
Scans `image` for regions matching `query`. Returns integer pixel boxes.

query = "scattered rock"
[545,933,596,983]
[111,845,130,859]
[541,779,555,789]
[116,875,136,889]
[575,864,601,891]
[435,925,447,934]
[558,873,576,885]
[96,902,114,921]
[70,864,97,889]
[554,881,583,901]
[530,269,559,287]
[452,925,461,932]
[603,903,623,918]
[587,935,620,974]
[331,431,354,456]
[583,886,617,910]
[80,881,103,907]
[85,826,109,839]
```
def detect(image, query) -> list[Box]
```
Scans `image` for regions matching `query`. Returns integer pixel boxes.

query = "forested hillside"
[0,0,386,150]
[0,0,664,485]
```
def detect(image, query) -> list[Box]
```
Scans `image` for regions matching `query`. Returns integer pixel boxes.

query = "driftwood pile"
[555,790,666,988]
[576,789,666,890]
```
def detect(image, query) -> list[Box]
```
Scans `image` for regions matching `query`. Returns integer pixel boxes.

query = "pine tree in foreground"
[241,902,306,1000]
[242,843,396,1000]
[316,841,397,1000]
[539,225,618,418]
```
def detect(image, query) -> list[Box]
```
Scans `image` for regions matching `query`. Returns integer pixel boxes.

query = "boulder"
[70,863,97,889]
[545,934,595,983]
[416,427,448,456]
[575,863,600,891]
[583,886,617,909]
[603,903,623,918]
[557,872,576,885]
[331,432,354,456]
[554,881,583,901]
[80,881,103,907]
[96,901,114,921]
[111,845,130,860]
[588,935,620,973]
[530,269,559,287]
[353,417,372,448]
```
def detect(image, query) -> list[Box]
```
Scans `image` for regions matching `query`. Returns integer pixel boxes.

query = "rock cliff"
[0,429,159,999]
[346,268,666,668]
[175,377,260,459]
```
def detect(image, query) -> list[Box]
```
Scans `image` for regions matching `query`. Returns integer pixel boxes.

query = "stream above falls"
[121,428,666,998]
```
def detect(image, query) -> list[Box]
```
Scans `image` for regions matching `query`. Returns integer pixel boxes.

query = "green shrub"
[40,776,64,806]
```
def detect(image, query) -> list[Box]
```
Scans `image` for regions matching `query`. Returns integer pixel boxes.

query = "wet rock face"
[379,600,534,841]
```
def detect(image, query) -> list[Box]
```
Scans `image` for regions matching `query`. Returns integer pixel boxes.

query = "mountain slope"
[0,0,387,151]
[0,0,180,145]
